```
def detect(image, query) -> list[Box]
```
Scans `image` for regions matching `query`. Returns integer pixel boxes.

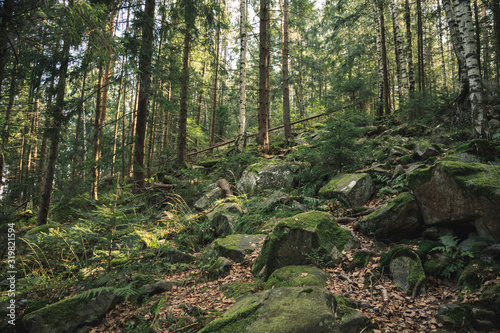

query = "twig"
[173,322,200,332]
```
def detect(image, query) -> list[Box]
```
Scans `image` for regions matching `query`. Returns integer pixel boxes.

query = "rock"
[199,287,371,333]
[207,257,233,281]
[389,145,408,157]
[406,163,427,173]
[409,159,500,243]
[221,281,258,300]
[141,280,180,295]
[363,164,392,179]
[422,226,454,240]
[252,211,360,279]
[457,232,484,252]
[264,265,328,290]
[414,144,441,161]
[258,191,292,212]
[161,248,195,264]
[480,245,500,264]
[387,248,426,296]
[356,192,422,241]
[451,152,481,163]
[213,234,266,263]
[236,162,300,195]
[391,164,405,179]
[437,304,470,330]
[423,253,453,276]
[194,184,224,211]
[489,119,500,134]
[207,203,245,237]
[318,173,375,207]
[291,200,308,212]
[22,289,119,333]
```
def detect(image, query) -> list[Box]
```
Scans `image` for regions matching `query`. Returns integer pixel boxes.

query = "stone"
[422,226,454,240]
[141,280,180,295]
[480,245,500,264]
[457,232,484,252]
[264,265,328,290]
[388,250,426,296]
[258,191,292,212]
[236,162,300,195]
[252,211,359,279]
[22,289,119,333]
[213,234,266,263]
[414,144,441,161]
[356,192,422,241]
[199,287,371,333]
[206,203,245,237]
[207,257,233,281]
[363,164,392,179]
[409,159,500,243]
[194,185,224,211]
[318,173,375,207]
[161,248,195,264]
[391,164,405,179]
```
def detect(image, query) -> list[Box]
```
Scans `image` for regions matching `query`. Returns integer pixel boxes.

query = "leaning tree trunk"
[235,0,248,153]
[133,0,155,192]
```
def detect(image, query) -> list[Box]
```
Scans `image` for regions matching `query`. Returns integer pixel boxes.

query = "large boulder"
[214,234,266,263]
[22,289,119,333]
[356,192,422,241]
[384,247,426,296]
[252,211,360,279]
[199,287,371,333]
[409,159,500,243]
[236,162,300,195]
[318,173,375,207]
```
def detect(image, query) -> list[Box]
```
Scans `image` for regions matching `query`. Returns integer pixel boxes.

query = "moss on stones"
[221,282,259,300]
[264,265,327,290]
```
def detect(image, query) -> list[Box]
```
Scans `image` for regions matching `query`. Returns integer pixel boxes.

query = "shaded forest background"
[1,0,499,222]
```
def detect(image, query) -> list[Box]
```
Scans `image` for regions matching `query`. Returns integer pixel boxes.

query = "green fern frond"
[74,287,115,300]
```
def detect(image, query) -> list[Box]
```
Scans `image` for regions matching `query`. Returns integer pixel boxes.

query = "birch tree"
[235,0,247,153]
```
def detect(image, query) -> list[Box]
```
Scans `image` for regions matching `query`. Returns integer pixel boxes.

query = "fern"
[74,287,116,300]
[430,235,473,278]
[115,282,141,301]
[150,295,168,316]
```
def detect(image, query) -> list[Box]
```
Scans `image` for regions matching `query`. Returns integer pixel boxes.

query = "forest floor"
[86,195,493,333]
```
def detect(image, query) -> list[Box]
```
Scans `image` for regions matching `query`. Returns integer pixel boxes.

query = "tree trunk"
[37,30,71,225]
[493,0,500,85]
[258,0,270,152]
[438,5,447,88]
[91,65,103,200]
[473,0,481,76]
[417,0,425,91]
[390,0,407,100]
[457,0,490,139]
[176,2,192,167]
[373,0,390,116]
[443,0,469,125]
[210,13,221,147]
[197,61,206,126]
[235,0,248,153]
[282,0,291,140]
[404,0,415,93]
[70,73,86,182]
[133,0,155,192]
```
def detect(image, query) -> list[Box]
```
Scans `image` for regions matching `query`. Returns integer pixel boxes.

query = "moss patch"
[264,265,327,290]
[221,282,259,300]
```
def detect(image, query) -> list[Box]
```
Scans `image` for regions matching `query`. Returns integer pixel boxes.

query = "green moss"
[246,163,265,174]
[406,256,426,296]
[407,166,433,189]
[379,245,418,269]
[471,241,488,258]
[416,240,442,259]
[264,266,327,290]
[458,262,483,290]
[23,296,84,328]
[318,173,351,196]
[277,210,333,230]
[199,303,260,333]
[26,223,61,235]
[214,234,241,249]
[221,282,258,300]
[423,256,449,276]
[352,251,373,268]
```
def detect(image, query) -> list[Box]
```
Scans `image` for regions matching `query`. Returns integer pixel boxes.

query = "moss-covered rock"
[423,253,453,277]
[252,211,360,279]
[409,159,500,243]
[264,265,327,290]
[236,162,300,195]
[199,286,371,333]
[318,173,375,207]
[207,257,233,281]
[22,289,119,333]
[356,192,422,241]
[221,282,259,300]
[381,246,426,296]
[214,234,266,263]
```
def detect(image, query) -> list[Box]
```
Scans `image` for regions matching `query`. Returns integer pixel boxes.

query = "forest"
[1,0,500,332]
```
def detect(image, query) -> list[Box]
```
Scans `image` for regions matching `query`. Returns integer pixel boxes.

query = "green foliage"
[430,235,473,279]
[398,90,453,125]
[304,248,333,268]
[375,174,408,198]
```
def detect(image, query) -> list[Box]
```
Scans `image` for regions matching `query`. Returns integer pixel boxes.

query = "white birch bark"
[236,0,247,153]
[390,0,408,99]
